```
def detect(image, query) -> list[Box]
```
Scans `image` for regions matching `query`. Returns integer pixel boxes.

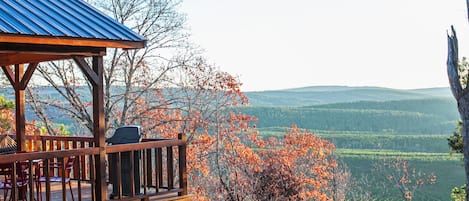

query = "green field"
[259,129,451,153]
[259,127,463,201]
[341,154,464,201]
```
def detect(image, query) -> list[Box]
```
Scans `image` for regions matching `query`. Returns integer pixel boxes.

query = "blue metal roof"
[0,0,145,45]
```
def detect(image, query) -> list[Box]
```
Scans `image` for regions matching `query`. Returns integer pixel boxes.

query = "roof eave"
[0,34,146,49]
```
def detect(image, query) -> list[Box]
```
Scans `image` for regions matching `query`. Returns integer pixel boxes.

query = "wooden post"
[15,64,26,152]
[92,56,107,200]
[178,133,187,196]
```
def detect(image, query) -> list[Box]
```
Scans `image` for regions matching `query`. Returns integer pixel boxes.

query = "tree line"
[240,106,456,134]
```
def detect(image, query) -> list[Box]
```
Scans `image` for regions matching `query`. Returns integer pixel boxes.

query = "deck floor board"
[0,182,186,201]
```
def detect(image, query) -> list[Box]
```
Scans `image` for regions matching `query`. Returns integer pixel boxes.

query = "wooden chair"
[0,161,30,201]
[38,156,76,201]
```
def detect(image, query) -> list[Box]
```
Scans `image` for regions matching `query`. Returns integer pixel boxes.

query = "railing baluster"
[48,139,53,151]
[73,140,79,178]
[11,162,17,200]
[167,146,173,190]
[178,133,187,196]
[41,137,46,152]
[45,158,51,201]
[130,150,135,196]
[143,149,148,195]
[146,149,152,189]
[77,155,82,201]
[80,142,86,180]
[58,157,66,201]
[89,154,95,201]
[117,152,122,199]
[28,160,34,201]
[48,140,54,178]
[157,148,163,190]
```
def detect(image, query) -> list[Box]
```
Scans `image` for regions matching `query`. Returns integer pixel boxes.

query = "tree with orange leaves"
[195,116,343,201]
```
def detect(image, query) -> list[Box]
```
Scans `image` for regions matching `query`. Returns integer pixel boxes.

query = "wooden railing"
[0,134,187,201]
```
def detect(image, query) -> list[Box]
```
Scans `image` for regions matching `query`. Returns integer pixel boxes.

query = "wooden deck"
[0,135,188,201]
[0,181,192,201]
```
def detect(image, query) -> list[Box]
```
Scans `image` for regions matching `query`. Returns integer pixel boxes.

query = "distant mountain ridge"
[0,85,456,134]
[240,86,458,134]
[245,86,452,107]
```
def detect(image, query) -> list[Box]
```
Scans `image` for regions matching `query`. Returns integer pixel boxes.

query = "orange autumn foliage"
[132,85,342,200]
[0,107,38,136]
[117,64,343,200]
[186,109,340,201]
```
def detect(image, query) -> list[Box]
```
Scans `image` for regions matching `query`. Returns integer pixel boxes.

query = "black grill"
[106,126,142,144]
[107,126,142,198]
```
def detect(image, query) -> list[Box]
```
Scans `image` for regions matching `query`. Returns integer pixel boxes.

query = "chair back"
[65,156,76,170]
[63,156,76,178]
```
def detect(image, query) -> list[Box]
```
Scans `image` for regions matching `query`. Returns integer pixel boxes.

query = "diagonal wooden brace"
[73,56,99,86]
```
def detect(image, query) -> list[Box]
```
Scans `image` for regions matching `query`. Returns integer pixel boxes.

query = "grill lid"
[106,126,142,145]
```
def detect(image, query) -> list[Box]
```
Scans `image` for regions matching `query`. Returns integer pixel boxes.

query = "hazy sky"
[181,0,469,92]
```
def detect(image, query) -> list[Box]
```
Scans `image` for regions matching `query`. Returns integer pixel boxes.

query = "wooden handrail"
[0,147,99,163]
[106,139,183,153]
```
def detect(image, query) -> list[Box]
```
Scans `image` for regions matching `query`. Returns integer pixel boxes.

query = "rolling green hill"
[242,86,457,134]
[245,86,461,200]
[246,86,451,107]
[311,98,458,120]
[240,104,456,134]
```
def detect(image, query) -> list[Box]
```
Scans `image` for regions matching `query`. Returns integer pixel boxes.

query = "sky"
[181,0,469,92]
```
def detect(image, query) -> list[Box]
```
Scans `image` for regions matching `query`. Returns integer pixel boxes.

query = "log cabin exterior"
[0,1,188,200]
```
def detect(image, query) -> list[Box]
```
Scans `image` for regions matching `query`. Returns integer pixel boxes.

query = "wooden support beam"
[15,64,26,152]
[2,63,38,152]
[0,54,70,67]
[0,42,106,56]
[91,56,107,201]
[73,56,99,86]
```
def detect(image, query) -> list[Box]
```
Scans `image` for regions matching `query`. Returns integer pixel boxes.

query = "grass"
[340,154,464,201]
[336,149,461,161]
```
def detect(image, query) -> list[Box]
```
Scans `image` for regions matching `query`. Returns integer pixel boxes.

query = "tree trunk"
[462,119,469,201]
[447,26,469,201]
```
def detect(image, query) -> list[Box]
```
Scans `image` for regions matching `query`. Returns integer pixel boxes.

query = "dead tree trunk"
[447,26,469,201]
